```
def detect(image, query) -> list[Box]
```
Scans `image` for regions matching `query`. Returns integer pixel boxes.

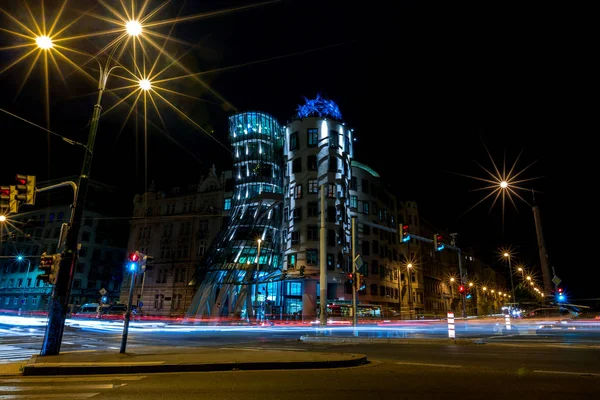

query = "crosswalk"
[0,375,147,399]
[0,345,39,363]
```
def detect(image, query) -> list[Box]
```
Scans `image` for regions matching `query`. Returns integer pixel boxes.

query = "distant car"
[100,304,128,320]
[73,303,101,319]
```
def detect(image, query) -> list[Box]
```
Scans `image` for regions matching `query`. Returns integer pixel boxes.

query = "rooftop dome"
[296,94,342,120]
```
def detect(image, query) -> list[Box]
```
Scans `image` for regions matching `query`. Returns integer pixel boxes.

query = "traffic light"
[557,287,564,301]
[50,253,61,285]
[434,234,444,251]
[354,272,361,291]
[15,174,36,206]
[458,285,465,294]
[0,186,17,213]
[39,252,57,284]
[127,251,140,273]
[401,224,410,243]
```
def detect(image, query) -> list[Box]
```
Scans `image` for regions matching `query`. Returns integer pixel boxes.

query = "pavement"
[3,346,367,376]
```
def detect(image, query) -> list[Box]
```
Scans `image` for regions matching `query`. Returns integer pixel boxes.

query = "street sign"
[99,288,107,295]
[552,276,561,286]
[138,301,143,308]
[355,255,364,270]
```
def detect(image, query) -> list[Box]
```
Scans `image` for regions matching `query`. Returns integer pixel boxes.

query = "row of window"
[289,129,351,152]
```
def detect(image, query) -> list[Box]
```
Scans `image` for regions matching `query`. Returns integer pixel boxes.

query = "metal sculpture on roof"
[296,93,342,120]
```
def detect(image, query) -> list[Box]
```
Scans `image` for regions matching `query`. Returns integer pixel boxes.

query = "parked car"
[100,304,128,320]
[72,303,101,319]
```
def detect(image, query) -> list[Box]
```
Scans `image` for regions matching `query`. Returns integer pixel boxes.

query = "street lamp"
[41,26,138,356]
[126,20,143,36]
[0,215,6,222]
[503,252,516,308]
[35,35,53,50]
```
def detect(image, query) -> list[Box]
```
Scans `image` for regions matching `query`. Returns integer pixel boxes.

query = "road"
[1,342,599,399]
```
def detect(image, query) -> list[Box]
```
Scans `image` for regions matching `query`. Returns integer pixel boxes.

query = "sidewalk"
[19,346,367,376]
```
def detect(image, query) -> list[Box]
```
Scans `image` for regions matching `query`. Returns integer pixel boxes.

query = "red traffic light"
[128,252,139,262]
[15,175,26,185]
[458,285,465,293]
[557,288,563,293]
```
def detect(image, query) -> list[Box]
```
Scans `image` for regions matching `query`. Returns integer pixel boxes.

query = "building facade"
[0,178,128,314]
[121,168,233,317]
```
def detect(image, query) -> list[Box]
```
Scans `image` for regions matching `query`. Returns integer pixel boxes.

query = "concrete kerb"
[22,353,369,376]
[300,336,483,345]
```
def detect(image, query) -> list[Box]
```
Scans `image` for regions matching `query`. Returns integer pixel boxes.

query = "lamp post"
[503,252,516,308]
[17,256,32,311]
[41,25,144,356]
[254,238,262,323]
[407,263,413,319]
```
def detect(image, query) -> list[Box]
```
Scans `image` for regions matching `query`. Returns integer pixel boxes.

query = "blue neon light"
[128,262,138,272]
[17,255,24,261]
[402,236,411,243]
[437,244,445,251]
[296,94,342,120]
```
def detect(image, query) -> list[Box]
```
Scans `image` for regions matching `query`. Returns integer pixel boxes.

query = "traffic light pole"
[120,272,137,353]
[41,49,120,356]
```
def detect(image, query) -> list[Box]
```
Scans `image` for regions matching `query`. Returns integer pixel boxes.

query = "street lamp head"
[407,263,413,269]
[0,215,6,222]
[450,277,455,282]
[139,79,152,91]
[35,35,53,50]
[483,286,487,291]
[503,252,509,257]
[126,20,142,36]
[469,282,473,287]
[526,276,531,281]
[17,255,24,261]
[518,267,523,272]
[257,238,262,243]
[500,181,508,189]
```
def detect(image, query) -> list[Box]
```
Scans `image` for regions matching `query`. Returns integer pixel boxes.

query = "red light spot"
[129,252,139,262]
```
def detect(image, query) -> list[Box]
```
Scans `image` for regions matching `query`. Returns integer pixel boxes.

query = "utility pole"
[351,216,358,336]
[532,203,553,294]
[319,185,327,327]
[255,238,262,324]
[120,271,137,353]
[449,233,467,319]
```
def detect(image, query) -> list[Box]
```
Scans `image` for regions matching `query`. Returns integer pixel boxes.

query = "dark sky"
[0,1,594,297]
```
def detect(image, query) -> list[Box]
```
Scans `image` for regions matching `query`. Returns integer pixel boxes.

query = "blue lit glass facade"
[186,112,284,319]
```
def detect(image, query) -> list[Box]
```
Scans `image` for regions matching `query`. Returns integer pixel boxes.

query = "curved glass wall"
[186,112,284,319]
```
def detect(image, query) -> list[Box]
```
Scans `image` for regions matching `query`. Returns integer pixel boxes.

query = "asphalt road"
[1,342,599,399]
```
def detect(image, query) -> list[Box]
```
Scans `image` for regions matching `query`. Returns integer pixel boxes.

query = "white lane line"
[0,376,147,383]
[0,384,127,392]
[396,362,462,368]
[219,347,307,352]
[533,370,599,377]
[0,393,98,399]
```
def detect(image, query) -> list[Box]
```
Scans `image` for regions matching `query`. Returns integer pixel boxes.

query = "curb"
[300,336,481,345]
[22,354,369,376]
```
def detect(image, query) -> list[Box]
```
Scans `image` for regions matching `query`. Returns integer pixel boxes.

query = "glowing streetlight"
[482,286,487,291]
[500,181,508,189]
[0,215,6,222]
[407,263,413,269]
[35,35,53,50]
[139,79,152,91]
[126,20,143,36]
[526,276,531,281]
[450,277,455,282]
[469,282,474,287]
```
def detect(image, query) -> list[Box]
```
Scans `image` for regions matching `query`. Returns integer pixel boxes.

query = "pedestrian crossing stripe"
[0,345,38,362]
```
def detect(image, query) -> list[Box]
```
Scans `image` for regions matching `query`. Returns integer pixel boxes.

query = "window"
[371,284,378,296]
[307,128,318,147]
[362,179,369,193]
[287,281,302,295]
[224,198,232,211]
[307,202,318,217]
[289,131,298,151]
[308,179,318,194]
[350,177,357,190]
[293,207,302,221]
[294,185,302,199]
[327,183,335,198]
[82,231,91,242]
[49,213,55,222]
[363,201,369,214]
[327,229,336,247]
[291,231,300,245]
[73,280,81,289]
[350,195,358,209]
[306,249,318,265]
[362,240,370,256]
[307,155,317,171]
[327,206,336,223]
[287,253,296,268]
[307,225,318,241]
[372,240,379,254]
[328,156,337,172]
[363,224,370,235]
[327,254,335,271]
[57,212,64,222]
[329,131,339,148]
[292,157,302,173]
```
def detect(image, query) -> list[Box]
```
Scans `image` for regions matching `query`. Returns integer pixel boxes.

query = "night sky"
[0,1,594,297]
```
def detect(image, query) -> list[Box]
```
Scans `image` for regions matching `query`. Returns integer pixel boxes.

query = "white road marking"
[396,362,462,368]
[0,393,99,399]
[0,384,127,392]
[0,376,147,383]
[533,370,599,377]
[30,361,164,367]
